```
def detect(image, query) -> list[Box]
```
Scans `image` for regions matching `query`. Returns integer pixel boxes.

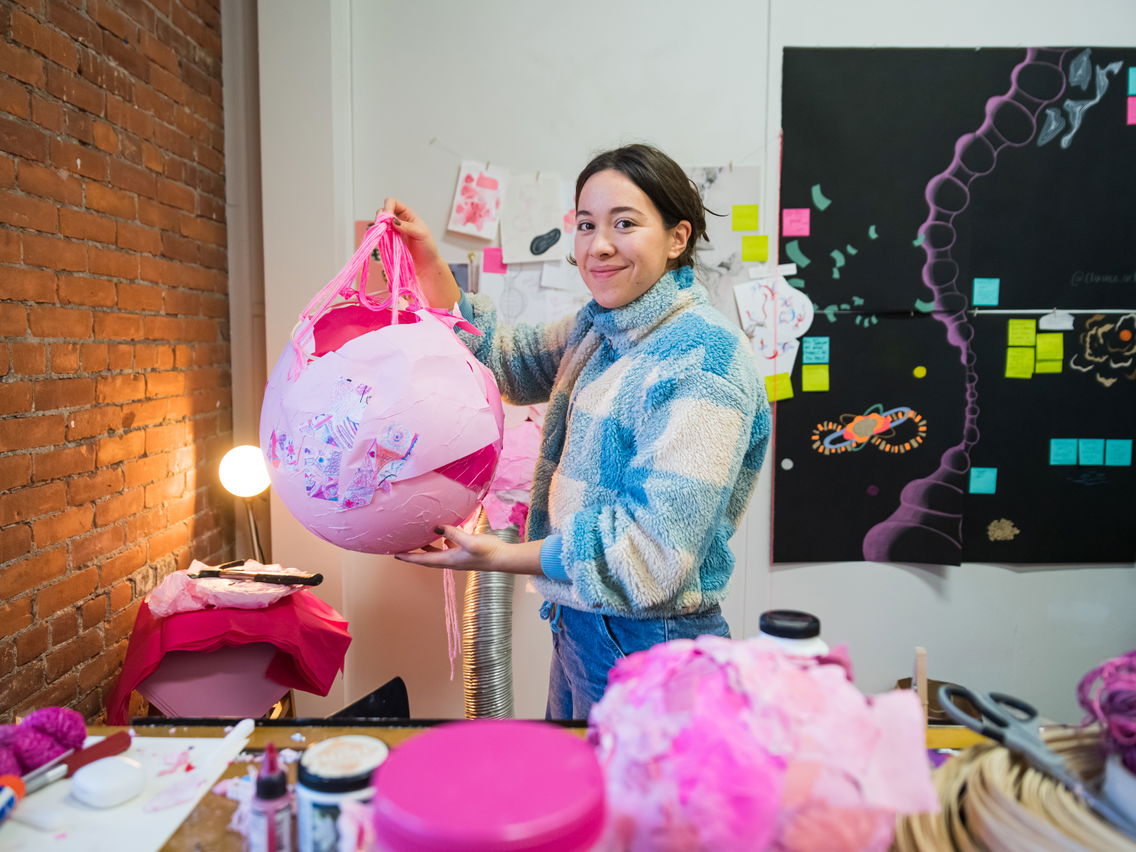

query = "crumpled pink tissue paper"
[588,636,939,852]
[146,560,308,617]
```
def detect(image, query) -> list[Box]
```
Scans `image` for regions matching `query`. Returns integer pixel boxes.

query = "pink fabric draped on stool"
[106,591,351,724]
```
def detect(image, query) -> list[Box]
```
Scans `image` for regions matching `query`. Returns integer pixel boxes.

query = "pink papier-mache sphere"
[261,302,504,554]
[588,636,939,852]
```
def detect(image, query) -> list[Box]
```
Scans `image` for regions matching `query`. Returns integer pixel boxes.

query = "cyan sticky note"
[969,467,998,494]
[1005,347,1034,379]
[801,363,829,392]
[1079,438,1105,466]
[802,336,830,364]
[1105,439,1133,467]
[1049,438,1078,465]
[1129,66,1136,96]
[1035,332,1063,362]
[764,373,794,401]
[741,235,769,262]
[973,277,1000,306]
[731,205,760,231]
[1007,319,1036,346]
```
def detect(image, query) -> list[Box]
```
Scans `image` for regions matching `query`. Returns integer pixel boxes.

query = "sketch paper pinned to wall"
[540,258,588,294]
[687,165,762,322]
[733,273,815,379]
[447,161,506,239]
[479,261,590,325]
[500,172,566,263]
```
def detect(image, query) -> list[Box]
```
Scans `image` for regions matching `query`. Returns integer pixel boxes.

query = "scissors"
[938,684,1136,840]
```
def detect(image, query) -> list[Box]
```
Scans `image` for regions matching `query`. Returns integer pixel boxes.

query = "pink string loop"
[1077,649,1136,774]
[287,213,425,379]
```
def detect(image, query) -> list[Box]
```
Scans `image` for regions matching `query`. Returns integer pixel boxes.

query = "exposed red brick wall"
[0,0,233,722]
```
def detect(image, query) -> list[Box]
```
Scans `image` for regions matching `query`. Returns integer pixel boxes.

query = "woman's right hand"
[378,197,460,310]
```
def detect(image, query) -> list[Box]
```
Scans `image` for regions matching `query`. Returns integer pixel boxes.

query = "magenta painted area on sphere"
[371,720,605,852]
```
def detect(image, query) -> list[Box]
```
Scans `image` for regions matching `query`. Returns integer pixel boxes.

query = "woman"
[391,144,770,720]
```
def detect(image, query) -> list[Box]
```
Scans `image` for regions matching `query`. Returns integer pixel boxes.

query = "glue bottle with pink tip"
[247,742,294,852]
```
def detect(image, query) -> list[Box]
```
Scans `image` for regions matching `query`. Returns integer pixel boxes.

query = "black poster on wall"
[773,47,1136,565]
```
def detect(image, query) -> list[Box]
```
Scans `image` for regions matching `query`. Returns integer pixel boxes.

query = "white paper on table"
[4,725,253,852]
[687,165,763,323]
[500,172,566,264]
[733,273,815,378]
[446,160,506,240]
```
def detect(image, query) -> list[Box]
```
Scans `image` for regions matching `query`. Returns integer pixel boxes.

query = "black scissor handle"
[984,690,1039,723]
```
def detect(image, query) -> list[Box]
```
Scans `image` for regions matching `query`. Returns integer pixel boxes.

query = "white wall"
[255,0,1136,722]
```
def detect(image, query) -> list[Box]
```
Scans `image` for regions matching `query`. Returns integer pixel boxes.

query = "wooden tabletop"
[88,719,986,851]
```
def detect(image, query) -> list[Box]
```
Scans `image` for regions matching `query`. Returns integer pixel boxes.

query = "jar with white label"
[295,735,389,852]
[757,609,829,657]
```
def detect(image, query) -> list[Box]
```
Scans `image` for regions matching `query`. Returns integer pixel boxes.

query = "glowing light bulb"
[219,445,271,498]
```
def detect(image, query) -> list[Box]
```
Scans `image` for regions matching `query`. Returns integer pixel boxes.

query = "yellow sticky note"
[801,363,830,392]
[732,204,760,231]
[741,235,769,262]
[1035,359,1062,373]
[1035,332,1063,362]
[1005,346,1035,379]
[1007,319,1036,347]
[764,372,794,401]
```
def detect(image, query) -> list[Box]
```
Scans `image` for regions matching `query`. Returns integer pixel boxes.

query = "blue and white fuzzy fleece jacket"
[458,266,770,618]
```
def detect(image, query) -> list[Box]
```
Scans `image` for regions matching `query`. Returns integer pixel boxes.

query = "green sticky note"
[731,204,760,231]
[1079,439,1105,466]
[1007,319,1036,346]
[969,467,997,494]
[801,363,829,392]
[1105,439,1132,466]
[741,235,769,262]
[1049,438,1078,465]
[1005,347,1034,378]
[973,277,1000,306]
[764,372,794,401]
[1035,358,1062,374]
[1035,332,1063,361]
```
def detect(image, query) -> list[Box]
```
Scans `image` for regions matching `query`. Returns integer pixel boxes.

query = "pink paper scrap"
[483,247,507,274]
[782,208,811,237]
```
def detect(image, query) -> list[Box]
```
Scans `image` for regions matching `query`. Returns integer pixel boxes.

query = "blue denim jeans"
[540,601,730,721]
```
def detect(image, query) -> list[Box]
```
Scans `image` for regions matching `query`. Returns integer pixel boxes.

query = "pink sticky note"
[782,208,810,237]
[483,247,507,274]
[1128,96,1136,125]
[476,173,499,191]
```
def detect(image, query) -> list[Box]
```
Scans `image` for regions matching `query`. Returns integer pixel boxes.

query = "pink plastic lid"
[371,720,605,852]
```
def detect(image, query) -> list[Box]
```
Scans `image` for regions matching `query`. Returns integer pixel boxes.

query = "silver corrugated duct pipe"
[461,512,518,718]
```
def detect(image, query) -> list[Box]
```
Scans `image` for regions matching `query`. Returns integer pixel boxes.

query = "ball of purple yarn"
[2,707,87,775]
[0,725,19,776]
[1077,649,1136,774]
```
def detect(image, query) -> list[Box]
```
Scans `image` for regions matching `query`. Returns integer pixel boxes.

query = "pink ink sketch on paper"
[448,160,506,239]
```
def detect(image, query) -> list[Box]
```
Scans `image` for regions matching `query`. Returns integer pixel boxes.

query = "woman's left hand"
[394,526,543,575]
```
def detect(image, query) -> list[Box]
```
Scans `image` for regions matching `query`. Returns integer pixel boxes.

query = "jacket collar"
[584,266,703,354]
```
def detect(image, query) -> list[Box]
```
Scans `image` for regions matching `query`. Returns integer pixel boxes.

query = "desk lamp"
[219,444,271,563]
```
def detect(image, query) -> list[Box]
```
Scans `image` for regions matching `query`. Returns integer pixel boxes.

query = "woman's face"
[574,169,691,309]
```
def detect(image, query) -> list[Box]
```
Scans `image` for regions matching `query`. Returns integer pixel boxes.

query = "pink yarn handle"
[288,213,425,378]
